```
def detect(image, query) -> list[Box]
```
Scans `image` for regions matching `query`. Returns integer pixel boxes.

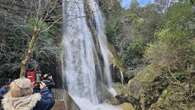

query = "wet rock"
[113,83,129,96]
[116,95,141,109]
[128,79,143,99]
[116,95,134,103]
[127,65,163,99]
[113,65,169,109]
[111,83,141,109]
[110,65,135,84]
[110,64,123,83]
[96,82,115,103]
[120,103,135,110]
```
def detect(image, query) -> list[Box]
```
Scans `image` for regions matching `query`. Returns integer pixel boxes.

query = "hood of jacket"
[2,92,41,110]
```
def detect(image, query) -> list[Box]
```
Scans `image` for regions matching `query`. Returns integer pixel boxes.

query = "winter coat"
[2,88,54,110]
[0,86,8,110]
[26,69,36,85]
[42,79,55,91]
[0,87,8,99]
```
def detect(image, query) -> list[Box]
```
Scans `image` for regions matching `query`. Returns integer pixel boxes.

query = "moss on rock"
[120,103,135,110]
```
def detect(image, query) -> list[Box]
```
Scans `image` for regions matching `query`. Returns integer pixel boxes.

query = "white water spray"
[61,0,118,109]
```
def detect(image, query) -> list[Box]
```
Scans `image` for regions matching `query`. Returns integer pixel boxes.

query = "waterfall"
[87,0,117,96]
[61,0,118,110]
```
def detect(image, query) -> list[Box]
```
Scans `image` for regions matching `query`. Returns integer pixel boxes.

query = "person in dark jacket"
[0,79,11,99]
[0,86,8,100]
[42,74,55,91]
[1,78,55,110]
[0,85,9,110]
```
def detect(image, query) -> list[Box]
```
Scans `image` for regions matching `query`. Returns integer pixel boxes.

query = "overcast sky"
[121,0,152,9]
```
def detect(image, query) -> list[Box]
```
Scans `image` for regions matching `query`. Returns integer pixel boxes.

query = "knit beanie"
[13,78,32,89]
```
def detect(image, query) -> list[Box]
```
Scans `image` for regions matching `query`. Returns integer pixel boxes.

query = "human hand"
[40,82,47,89]
[48,76,53,80]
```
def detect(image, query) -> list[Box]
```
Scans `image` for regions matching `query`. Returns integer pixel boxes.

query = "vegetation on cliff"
[101,0,195,109]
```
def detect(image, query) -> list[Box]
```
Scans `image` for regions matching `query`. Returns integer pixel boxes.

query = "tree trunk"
[20,28,40,77]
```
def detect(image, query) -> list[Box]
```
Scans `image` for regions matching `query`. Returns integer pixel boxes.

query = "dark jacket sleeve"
[0,87,8,99]
[33,88,55,110]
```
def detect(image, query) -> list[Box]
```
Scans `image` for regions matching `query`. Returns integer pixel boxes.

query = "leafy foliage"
[145,2,195,72]
[105,3,162,69]
[28,18,61,73]
[122,38,145,67]
[0,1,61,78]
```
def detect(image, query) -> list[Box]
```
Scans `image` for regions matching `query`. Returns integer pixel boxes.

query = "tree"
[130,0,139,11]
[145,2,195,72]
[19,0,62,77]
[105,2,162,69]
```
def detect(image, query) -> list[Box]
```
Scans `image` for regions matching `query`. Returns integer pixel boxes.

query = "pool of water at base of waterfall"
[72,96,121,110]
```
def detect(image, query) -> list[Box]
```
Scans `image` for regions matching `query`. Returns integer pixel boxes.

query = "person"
[0,84,9,110]
[25,58,37,86]
[42,73,55,91]
[1,78,55,110]
[25,58,42,87]
[41,73,55,107]
[0,84,9,99]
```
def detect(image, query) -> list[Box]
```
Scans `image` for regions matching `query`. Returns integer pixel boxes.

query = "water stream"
[61,0,118,109]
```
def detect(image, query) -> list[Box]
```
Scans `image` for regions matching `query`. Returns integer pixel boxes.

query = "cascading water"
[61,0,118,109]
[87,0,116,95]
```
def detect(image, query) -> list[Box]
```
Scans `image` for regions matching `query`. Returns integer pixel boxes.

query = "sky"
[121,0,153,9]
